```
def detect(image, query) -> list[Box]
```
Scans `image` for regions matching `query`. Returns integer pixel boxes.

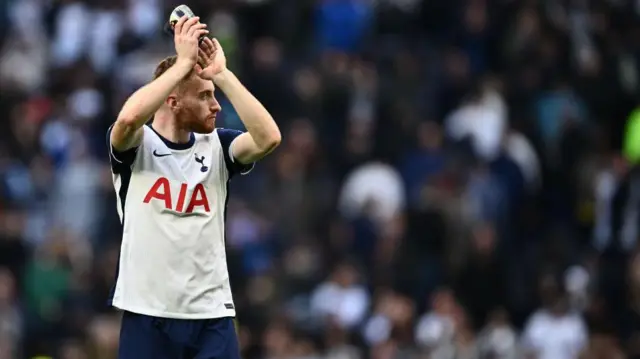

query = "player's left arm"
[214,69,281,164]
[197,37,281,164]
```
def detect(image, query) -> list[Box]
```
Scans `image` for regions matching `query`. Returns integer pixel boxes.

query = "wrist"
[174,57,196,75]
[212,69,233,86]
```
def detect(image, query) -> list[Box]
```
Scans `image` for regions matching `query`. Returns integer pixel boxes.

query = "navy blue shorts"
[118,311,240,359]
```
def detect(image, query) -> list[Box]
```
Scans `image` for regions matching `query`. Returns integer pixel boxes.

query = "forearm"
[213,69,281,150]
[117,60,193,129]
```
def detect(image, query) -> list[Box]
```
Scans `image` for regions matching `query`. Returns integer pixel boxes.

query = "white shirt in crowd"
[309,281,370,329]
[521,309,588,359]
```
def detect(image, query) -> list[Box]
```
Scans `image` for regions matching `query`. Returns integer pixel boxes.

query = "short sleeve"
[217,128,255,177]
[107,124,138,174]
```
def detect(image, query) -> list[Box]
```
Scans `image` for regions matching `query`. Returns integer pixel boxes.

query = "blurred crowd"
[1,0,640,358]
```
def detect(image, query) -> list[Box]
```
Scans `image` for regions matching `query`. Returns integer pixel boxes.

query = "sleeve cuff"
[107,124,139,170]
[229,139,255,176]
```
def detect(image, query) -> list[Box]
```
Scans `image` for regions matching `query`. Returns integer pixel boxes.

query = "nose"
[210,97,221,113]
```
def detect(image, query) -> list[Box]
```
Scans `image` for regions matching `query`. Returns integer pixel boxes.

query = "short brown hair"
[154,55,187,79]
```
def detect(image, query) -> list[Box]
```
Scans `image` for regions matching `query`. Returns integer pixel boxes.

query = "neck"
[152,113,191,144]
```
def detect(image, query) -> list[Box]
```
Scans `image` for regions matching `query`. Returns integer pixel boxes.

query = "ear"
[166,94,179,110]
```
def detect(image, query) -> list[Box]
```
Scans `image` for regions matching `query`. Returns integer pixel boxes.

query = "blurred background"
[1,0,640,358]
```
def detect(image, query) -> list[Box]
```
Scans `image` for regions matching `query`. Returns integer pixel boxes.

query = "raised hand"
[195,37,227,81]
[173,16,208,68]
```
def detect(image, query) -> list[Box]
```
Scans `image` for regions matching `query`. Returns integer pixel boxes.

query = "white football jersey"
[107,124,253,319]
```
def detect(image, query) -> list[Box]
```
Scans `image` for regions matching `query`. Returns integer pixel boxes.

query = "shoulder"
[107,124,143,173]
[524,310,550,330]
[214,128,254,178]
[215,128,244,148]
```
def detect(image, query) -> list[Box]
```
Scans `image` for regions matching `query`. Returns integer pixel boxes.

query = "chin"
[191,121,215,134]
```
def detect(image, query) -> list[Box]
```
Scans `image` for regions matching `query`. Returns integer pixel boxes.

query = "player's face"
[175,76,221,134]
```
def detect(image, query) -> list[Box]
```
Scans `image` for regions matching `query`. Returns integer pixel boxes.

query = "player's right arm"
[110,16,208,151]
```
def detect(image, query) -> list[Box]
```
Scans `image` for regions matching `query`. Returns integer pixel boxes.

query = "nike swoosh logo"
[153,150,172,157]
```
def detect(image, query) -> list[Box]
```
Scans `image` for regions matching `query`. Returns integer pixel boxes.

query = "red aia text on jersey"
[143,177,211,213]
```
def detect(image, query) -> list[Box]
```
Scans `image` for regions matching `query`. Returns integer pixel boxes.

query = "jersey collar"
[147,124,195,150]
